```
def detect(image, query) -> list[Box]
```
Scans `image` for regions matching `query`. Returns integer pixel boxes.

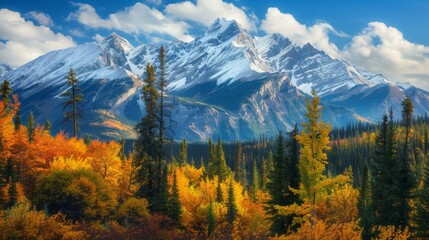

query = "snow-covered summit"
[100,32,134,53]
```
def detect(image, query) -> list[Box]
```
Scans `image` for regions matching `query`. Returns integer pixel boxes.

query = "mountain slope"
[4,19,429,141]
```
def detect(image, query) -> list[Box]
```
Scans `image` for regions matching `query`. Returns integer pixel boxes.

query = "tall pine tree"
[266,132,291,235]
[415,158,429,238]
[398,96,414,227]
[169,170,182,224]
[178,139,187,166]
[27,112,35,142]
[0,80,12,105]
[208,198,216,236]
[227,179,237,224]
[135,64,161,211]
[61,69,82,138]
[370,111,403,227]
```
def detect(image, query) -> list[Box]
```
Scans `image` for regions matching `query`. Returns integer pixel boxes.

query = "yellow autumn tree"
[86,140,122,190]
[276,91,350,232]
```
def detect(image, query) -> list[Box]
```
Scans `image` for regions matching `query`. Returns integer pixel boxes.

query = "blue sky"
[1,0,429,89]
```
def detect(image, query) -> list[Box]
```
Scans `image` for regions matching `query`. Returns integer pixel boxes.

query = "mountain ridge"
[4,18,429,141]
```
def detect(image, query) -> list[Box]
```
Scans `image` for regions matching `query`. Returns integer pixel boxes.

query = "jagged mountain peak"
[0,64,12,78]
[300,42,321,55]
[197,18,247,44]
[100,32,134,53]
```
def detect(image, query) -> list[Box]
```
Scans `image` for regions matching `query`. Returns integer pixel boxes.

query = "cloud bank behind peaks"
[343,22,429,89]
[165,0,258,31]
[261,7,347,58]
[261,7,429,90]
[68,2,194,42]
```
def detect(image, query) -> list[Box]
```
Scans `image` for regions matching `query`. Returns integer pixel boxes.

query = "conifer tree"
[7,181,18,208]
[0,80,12,105]
[358,165,372,240]
[206,139,230,181]
[135,64,160,208]
[43,118,51,133]
[155,46,172,201]
[288,123,300,190]
[370,111,402,227]
[398,97,414,227]
[61,69,82,138]
[261,158,267,191]
[27,112,35,142]
[216,180,223,203]
[234,142,248,190]
[178,139,187,166]
[227,179,237,224]
[266,132,291,235]
[206,139,217,179]
[251,160,259,200]
[84,134,91,145]
[296,90,332,226]
[415,159,429,238]
[208,198,215,236]
[13,106,21,131]
[169,170,182,224]
[215,139,229,181]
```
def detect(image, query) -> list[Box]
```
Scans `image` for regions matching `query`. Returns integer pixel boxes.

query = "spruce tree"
[135,64,160,208]
[234,142,244,185]
[358,165,372,240]
[370,111,402,227]
[156,46,172,201]
[266,132,291,235]
[208,199,215,236]
[169,170,182,224]
[0,79,12,105]
[7,181,18,208]
[216,180,223,203]
[43,118,52,133]
[27,112,35,142]
[398,97,414,227]
[261,158,267,191]
[13,106,21,131]
[251,160,259,200]
[288,123,300,190]
[215,139,229,181]
[84,134,91,145]
[206,139,217,179]
[178,139,187,166]
[415,159,429,238]
[226,179,237,224]
[61,68,82,138]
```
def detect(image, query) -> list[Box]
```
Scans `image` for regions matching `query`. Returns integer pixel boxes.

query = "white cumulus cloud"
[68,2,194,42]
[92,34,105,43]
[342,22,429,89]
[0,9,75,67]
[260,7,429,90]
[165,0,257,31]
[25,11,54,27]
[261,7,346,58]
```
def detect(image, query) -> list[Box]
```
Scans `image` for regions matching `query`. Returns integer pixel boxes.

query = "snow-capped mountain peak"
[100,32,134,53]
[0,64,12,78]
[197,18,245,44]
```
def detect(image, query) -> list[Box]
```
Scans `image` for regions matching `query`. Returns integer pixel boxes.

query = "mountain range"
[3,18,429,141]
